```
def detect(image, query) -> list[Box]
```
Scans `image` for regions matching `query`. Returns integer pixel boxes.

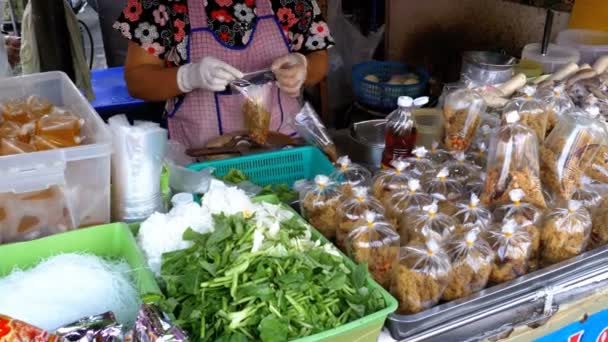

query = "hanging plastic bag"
[336,187,385,251]
[292,102,338,162]
[487,219,532,284]
[541,200,592,266]
[232,81,273,145]
[346,211,400,289]
[443,228,494,301]
[300,175,342,240]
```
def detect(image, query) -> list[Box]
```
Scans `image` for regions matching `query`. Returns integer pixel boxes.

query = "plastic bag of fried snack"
[429,141,451,165]
[454,193,492,229]
[469,141,489,168]
[232,81,273,145]
[390,238,451,314]
[487,219,532,284]
[536,84,575,138]
[443,86,486,151]
[372,160,412,206]
[423,167,463,215]
[346,211,400,289]
[406,200,457,244]
[385,178,433,234]
[292,102,338,162]
[591,206,608,250]
[330,156,372,197]
[443,228,494,301]
[404,146,436,176]
[572,176,603,209]
[300,175,342,240]
[444,151,481,184]
[502,86,549,143]
[335,187,385,251]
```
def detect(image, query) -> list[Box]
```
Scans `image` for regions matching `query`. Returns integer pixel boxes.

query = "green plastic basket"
[187,146,335,187]
[254,195,399,342]
[0,223,162,303]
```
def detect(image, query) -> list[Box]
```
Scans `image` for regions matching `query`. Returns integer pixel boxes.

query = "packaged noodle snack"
[584,143,608,184]
[346,212,400,289]
[385,178,433,233]
[390,238,451,314]
[444,152,481,184]
[406,201,457,244]
[443,87,486,151]
[429,141,451,165]
[232,81,273,145]
[483,111,546,208]
[336,187,385,251]
[502,86,549,143]
[487,219,532,283]
[300,175,342,240]
[443,228,494,301]
[404,146,436,176]
[423,167,463,215]
[454,193,492,229]
[541,200,592,266]
[372,160,411,206]
[330,156,372,197]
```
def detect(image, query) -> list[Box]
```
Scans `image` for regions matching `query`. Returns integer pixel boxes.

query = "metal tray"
[386,246,608,341]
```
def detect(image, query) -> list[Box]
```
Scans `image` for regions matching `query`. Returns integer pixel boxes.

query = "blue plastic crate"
[91,67,145,117]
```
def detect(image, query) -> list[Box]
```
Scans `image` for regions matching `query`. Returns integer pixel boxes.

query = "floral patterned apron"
[167,0,300,149]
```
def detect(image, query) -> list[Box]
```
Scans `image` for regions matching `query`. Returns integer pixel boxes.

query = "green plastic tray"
[0,223,161,303]
[187,146,335,188]
[254,195,399,342]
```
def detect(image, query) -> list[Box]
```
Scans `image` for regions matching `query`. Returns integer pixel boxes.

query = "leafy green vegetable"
[220,169,249,184]
[219,168,298,203]
[159,212,386,341]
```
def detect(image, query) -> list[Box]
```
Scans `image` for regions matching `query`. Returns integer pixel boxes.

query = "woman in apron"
[115,0,334,148]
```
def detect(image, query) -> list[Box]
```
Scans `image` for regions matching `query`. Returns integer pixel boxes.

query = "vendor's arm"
[124,42,180,101]
[305,50,329,86]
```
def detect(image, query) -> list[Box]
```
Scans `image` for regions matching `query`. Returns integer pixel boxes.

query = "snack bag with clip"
[330,156,372,197]
[232,81,273,145]
[444,151,481,183]
[443,228,494,300]
[372,160,412,206]
[404,146,436,176]
[536,84,575,138]
[293,102,338,162]
[423,167,463,215]
[541,200,592,266]
[390,238,451,314]
[483,111,546,208]
[487,219,532,283]
[346,211,400,289]
[336,187,385,251]
[385,178,433,231]
[428,141,451,165]
[300,175,342,240]
[540,113,607,200]
[443,86,486,151]
[502,86,549,143]
[454,193,492,229]
[405,200,457,244]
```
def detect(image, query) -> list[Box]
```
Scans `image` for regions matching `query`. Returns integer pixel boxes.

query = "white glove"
[177,56,244,93]
[271,53,307,98]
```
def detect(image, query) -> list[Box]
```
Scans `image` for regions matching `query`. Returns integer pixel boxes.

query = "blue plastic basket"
[187,146,335,188]
[352,61,430,112]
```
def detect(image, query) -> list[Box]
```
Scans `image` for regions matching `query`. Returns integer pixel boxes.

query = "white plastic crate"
[0,72,112,243]
[556,29,608,65]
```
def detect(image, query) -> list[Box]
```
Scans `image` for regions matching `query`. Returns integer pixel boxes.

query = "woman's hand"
[272,53,307,97]
[177,56,243,93]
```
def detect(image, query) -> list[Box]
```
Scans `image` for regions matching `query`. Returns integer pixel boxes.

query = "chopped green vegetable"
[219,168,298,203]
[159,213,386,341]
[220,169,250,184]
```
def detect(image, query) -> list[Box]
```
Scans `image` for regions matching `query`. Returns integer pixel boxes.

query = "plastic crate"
[91,67,145,118]
[0,72,112,244]
[352,61,429,112]
[0,223,161,302]
[187,146,335,187]
[255,195,398,342]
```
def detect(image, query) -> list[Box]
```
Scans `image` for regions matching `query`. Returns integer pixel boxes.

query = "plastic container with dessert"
[0,72,111,243]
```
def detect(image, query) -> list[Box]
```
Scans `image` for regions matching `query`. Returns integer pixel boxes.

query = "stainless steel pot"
[461,51,517,86]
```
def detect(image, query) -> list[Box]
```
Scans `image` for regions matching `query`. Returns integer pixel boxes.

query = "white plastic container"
[556,29,608,65]
[0,72,112,243]
[521,43,580,74]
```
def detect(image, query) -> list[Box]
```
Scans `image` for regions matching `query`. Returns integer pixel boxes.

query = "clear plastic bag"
[27,95,55,119]
[483,111,546,208]
[372,160,412,206]
[464,172,486,199]
[454,193,492,229]
[540,114,607,200]
[591,206,608,250]
[429,141,451,165]
[406,201,457,244]
[330,156,372,197]
[293,102,338,162]
[443,87,486,151]
[0,137,35,155]
[404,146,436,176]
[487,219,532,284]
[1,99,31,125]
[385,178,433,233]
[443,229,494,301]
[233,81,273,145]
[346,212,400,289]
[336,187,385,251]
[469,141,488,168]
[391,238,451,314]
[474,122,497,148]
[300,175,342,240]
[502,86,548,143]
[541,200,592,266]
[584,143,608,184]
[35,111,84,148]
[423,167,463,215]
[536,85,575,138]
[572,176,603,209]
[444,152,481,184]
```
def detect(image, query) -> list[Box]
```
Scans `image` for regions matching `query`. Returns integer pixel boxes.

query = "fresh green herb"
[220,169,249,184]
[258,184,298,203]
[159,213,386,341]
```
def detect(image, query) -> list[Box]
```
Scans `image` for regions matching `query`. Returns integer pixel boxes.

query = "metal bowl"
[461,51,517,85]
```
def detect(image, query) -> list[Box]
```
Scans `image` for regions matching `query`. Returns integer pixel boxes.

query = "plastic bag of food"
[330,156,372,197]
[429,141,451,165]
[372,160,412,206]
[541,200,591,266]
[300,175,342,240]
[232,81,273,145]
[406,201,457,244]
[404,146,436,176]
[423,167,463,215]
[385,178,433,231]
[469,141,488,168]
[336,187,385,251]
[346,211,400,289]
[26,95,54,118]
[293,102,338,162]
[483,111,546,208]
[487,219,532,283]
[540,114,607,200]
[391,238,451,314]
[591,206,608,249]
[1,99,31,124]
[536,85,575,138]
[444,151,481,183]
[572,176,603,209]
[0,121,31,143]
[443,228,494,301]
[584,143,608,183]
[474,122,496,148]
[443,86,486,151]
[464,172,486,198]
[0,137,35,155]
[35,111,84,148]
[454,193,492,229]
[502,86,548,143]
